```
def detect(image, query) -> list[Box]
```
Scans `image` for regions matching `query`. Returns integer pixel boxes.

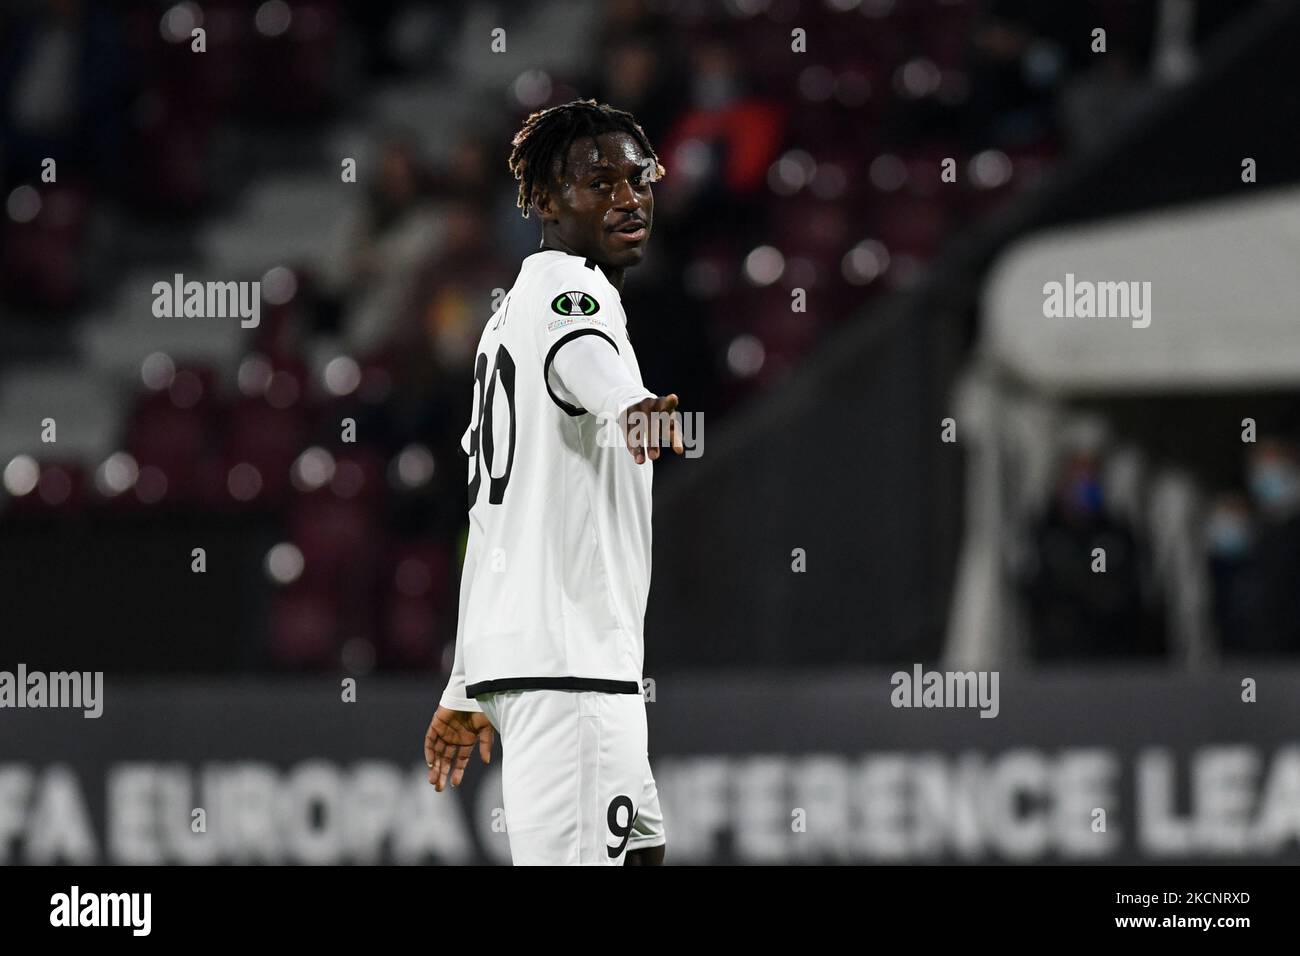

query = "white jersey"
[440,249,657,710]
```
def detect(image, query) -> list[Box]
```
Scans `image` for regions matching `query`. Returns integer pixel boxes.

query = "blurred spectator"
[425,131,496,208]
[1223,437,1300,654]
[403,199,500,374]
[965,2,1068,149]
[372,199,505,517]
[965,1,1163,151]
[1022,449,1163,660]
[323,133,442,353]
[1059,47,1149,153]
[592,28,687,146]
[0,0,128,192]
[655,37,785,234]
[1205,491,1256,653]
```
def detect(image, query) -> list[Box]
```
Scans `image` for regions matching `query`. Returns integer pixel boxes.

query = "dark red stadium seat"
[5,460,90,516]
[383,595,441,669]
[225,397,308,504]
[0,184,91,311]
[269,587,338,668]
[125,400,212,505]
[288,489,377,592]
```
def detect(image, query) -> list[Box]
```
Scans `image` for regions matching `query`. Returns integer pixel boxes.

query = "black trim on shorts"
[466,676,643,697]
[541,328,620,417]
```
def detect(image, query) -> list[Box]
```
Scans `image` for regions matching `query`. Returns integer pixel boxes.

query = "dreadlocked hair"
[508,98,666,219]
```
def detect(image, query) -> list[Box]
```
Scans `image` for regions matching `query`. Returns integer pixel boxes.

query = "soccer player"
[423,99,683,865]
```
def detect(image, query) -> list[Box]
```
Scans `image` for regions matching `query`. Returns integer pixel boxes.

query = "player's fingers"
[431,748,446,789]
[429,718,466,789]
[479,726,494,765]
[432,730,461,779]
[625,415,646,464]
[434,749,452,788]
[656,395,682,457]
[436,744,454,791]
[647,414,661,461]
[438,740,469,789]
[451,743,473,787]
[426,727,447,786]
[428,723,449,770]
[645,395,677,462]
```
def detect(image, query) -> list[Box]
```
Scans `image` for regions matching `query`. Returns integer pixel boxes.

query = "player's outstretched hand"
[424,706,494,792]
[622,393,685,463]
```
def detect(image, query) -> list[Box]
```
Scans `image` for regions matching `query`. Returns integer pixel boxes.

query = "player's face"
[540,132,655,268]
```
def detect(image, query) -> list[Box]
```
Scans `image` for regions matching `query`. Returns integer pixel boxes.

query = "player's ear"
[532,184,554,221]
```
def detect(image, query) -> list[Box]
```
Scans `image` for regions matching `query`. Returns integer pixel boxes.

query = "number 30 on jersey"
[466,344,517,508]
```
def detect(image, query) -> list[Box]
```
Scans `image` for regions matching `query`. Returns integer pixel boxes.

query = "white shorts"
[477,688,666,865]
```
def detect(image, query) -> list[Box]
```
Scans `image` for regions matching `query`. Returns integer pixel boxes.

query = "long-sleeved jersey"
[439,249,657,710]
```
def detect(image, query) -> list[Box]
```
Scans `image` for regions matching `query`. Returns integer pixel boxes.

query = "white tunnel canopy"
[981,185,1300,393]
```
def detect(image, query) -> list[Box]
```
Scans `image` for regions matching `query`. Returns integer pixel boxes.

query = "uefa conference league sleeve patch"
[546,290,604,334]
[541,288,619,417]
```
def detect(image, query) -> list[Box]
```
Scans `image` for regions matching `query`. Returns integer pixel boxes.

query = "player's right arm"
[425,403,493,792]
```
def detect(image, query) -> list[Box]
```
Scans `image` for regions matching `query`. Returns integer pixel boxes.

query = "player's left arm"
[618,392,684,463]
[548,334,684,463]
